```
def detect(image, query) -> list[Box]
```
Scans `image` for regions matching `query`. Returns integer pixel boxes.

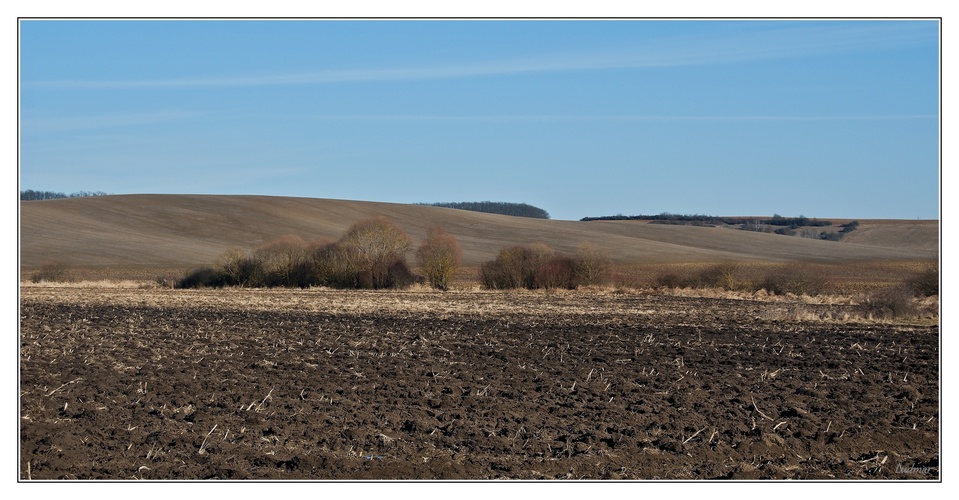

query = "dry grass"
[19,276,937,326]
[613,259,936,296]
[20,253,938,327]
[22,279,156,289]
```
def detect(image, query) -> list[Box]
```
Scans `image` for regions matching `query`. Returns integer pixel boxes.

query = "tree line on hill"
[580,213,747,224]
[579,212,859,241]
[579,212,831,226]
[419,201,550,219]
[20,190,110,201]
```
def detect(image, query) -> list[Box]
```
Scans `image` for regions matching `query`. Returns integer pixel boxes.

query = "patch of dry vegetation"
[478,242,611,290]
[176,217,437,290]
[29,261,74,283]
[20,247,937,324]
[616,260,936,294]
[20,272,937,325]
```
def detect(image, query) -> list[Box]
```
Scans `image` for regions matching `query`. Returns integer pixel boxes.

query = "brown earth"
[19,285,939,480]
[840,220,940,252]
[18,195,938,274]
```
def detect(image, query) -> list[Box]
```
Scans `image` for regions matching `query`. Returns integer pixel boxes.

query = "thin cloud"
[26,21,936,90]
[290,113,937,122]
[21,110,201,133]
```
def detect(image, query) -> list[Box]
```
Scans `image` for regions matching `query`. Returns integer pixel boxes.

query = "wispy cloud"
[26,21,936,90]
[289,113,937,122]
[20,110,201,133]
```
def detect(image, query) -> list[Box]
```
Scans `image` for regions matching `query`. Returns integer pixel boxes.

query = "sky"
[18,18,941,221]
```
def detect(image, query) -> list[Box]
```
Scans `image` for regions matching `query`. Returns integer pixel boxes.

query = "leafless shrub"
[416,226,462,290]
[339,217,414,289]
[861,285,919,320]
[213,248,256,287]
[654,273,685,290]
[908,261,939,297]
[183,218,417,290]
[692,262,740,290]
[574,243,612,286]
[524,243,556,287]
[251,235,310,287]
[30,261,73,283]
[480,246,535,290]
[759,264,831,296]
[386,258,418,289]
[481,243,591,290]
[154,273,178,288]
[306,241,361,289]
[535,256,578,290]
[175,267,228,289]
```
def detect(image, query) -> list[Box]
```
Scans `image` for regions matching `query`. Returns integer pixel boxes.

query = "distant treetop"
[20,190,110,201]
[420,201,550,219]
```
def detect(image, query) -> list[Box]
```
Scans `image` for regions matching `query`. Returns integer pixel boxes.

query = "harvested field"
[19,195,938,272]
[19,285,939,480]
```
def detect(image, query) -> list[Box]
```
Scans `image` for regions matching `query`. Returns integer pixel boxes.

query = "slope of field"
[840,220,939,252]
[19,194,938,273]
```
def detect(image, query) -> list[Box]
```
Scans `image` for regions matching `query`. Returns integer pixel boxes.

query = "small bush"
[307,242,360,288]
[840,220,860,234]
[818,232,842,241]
[214,248,257,287]
[759,265,830,296]
[692,263,740,290]
[187,219,419,290]
[175,267,229,289]
[417,226,462,290]
[251,235,310,288]
[479,261,504,289]
[654,272,685,289]
[480,246,535,290]
[480,243,604,290]
[479,245,555,290]
[534,256,578,290]
[862,286,919,319]
[386,258,418,289]
[340,218,414,289]
[525,243,557,284]
[30,261,72,283]
[155,273,178,288]
[908,262,939,297]
[574,243,612,286]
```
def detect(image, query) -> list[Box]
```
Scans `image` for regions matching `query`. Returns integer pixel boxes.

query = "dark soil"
[19,288,939,480]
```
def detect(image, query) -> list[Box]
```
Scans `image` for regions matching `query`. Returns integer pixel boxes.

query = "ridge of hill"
[19,194,938,272]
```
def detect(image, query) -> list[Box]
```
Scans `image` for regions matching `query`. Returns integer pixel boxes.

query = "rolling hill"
[18,194,939,274]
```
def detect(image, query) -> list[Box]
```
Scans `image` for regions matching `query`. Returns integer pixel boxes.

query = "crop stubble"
[19,286,938,480]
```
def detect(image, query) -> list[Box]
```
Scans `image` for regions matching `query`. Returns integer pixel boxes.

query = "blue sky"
[18,19,940,220]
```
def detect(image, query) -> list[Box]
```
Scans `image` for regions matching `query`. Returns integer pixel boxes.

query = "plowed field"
[19,286,939,480]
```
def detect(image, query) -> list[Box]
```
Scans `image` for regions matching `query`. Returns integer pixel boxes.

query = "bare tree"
[417,226,462,290]
[213,247,252,286]
[574,242,612,286]
[480,243,561,290]
[252,235,309,287]
[339,217,413,289]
